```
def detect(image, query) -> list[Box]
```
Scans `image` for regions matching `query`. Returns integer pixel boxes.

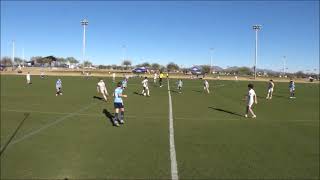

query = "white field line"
[0,103,97,150]
[167,79,179,180]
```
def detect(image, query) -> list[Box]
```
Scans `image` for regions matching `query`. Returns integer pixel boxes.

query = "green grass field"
[1,75,319,179]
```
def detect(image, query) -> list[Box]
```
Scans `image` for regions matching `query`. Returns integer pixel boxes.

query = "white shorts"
[268,88,273,93]
[143,86,149,90]
[100,88,107,94]
[56,86,62,91]
[247,101,254,107]
[290,88,295,93]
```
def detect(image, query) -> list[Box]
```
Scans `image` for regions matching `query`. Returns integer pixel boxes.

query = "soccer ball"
[143,93,146,96]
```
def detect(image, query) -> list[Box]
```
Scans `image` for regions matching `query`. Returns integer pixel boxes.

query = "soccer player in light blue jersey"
[56,79,62,96]
[113,82,127,127]
[289,80,296,98]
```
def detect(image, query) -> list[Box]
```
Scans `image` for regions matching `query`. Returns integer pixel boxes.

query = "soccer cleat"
[120,120,124,124]
[245,114,248,118]
[252,115,257,118]
[114,122,120,127]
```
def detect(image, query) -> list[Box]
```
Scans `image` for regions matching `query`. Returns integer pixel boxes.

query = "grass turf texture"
[0,75,319,179]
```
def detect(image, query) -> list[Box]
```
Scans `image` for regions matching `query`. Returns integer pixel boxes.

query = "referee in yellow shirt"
[159,72,164,87]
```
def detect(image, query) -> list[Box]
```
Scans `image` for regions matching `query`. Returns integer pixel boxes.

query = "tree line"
[1,56,318,78]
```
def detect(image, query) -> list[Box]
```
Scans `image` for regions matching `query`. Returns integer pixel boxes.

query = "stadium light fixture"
[252,24,262,79]
[81,18,89,69]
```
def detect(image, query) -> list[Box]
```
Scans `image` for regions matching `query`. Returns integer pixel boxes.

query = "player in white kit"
[26,72,31,84]
[204,80,210,94]
[56,79,63,96]
[153,73,158,83]
[141,77,150,96]
[97,79,109,101]
[177,79,183,93]
[112,73,116,83]
[266,80,274,99]
[245,83,257,118]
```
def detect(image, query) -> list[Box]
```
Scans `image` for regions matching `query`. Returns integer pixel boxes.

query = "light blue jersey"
[56,79,62,89]
[114,87,123,103]
[289,81,295,89]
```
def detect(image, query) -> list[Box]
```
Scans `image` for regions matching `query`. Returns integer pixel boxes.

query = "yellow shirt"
[160,73,164,78]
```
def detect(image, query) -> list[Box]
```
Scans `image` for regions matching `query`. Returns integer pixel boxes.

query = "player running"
[56,79,63,96]
[40,71,45,79]
[141,77,150,96]
[122,78,128,89]
[177,79,183,93]
[112,72,116,83]
[204,80,210,93]
[113,82,127,127]
[266,79,275,99]
[159,72,164,87]
[153,73,158,83]
[245,83,257,118]
[97,79,109,101]
[26,72,31,84]
[289,80,296,98]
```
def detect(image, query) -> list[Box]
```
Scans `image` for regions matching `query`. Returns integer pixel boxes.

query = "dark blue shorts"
[114,103,124,109]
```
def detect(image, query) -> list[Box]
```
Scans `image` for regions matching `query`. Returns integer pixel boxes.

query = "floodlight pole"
[22,47,25,61]
[283,56,286,76]
[81,18,88,71]
[122,45,127,62]
[253,25,262,79]
[210,48,214,74]
[12,40,15,70]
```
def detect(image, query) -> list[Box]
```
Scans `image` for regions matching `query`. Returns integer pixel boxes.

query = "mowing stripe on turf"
[1,109,318,122]
[167,79,179,180]
[3,102,97,148]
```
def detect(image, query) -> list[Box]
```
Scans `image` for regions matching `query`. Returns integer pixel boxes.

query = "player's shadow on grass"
[170,89,179,93]
[133,91,143,96]
[93,96,104,102]
[102,109,115,126]
[208,107,243,117]
[272,94,288,99]
[0,113,30,157]
[192,90,202,93]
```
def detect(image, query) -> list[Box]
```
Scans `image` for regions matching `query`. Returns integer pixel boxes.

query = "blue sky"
[1,1,319,72]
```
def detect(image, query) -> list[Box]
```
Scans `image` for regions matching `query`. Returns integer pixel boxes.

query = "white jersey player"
[141,77,150,96]
[112,73,116,82]
[204,80,210,93]
[266,80,274,99]
[177,79,183,93]
[97,79,109,101]
[245,83,257,118]
[56,79,63,96]
[26,72,31,84]
[153,73,158,83]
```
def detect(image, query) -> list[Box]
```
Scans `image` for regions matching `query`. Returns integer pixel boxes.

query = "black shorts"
[114,103,124,109]
[159,78,163,82]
